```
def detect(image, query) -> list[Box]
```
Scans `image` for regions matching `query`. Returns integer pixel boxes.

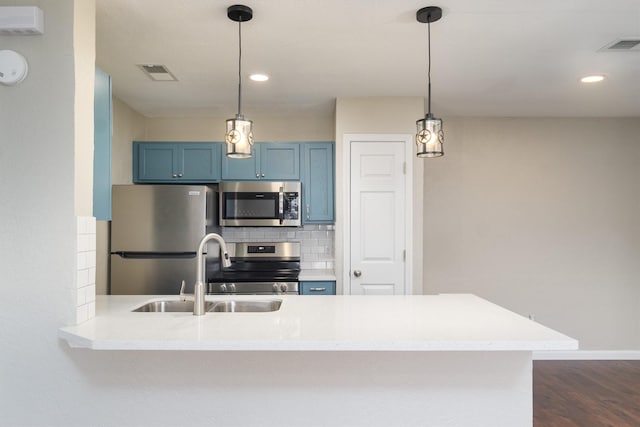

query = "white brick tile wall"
[75,216,96,324]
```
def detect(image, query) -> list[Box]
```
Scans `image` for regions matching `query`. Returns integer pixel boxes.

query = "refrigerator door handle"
[114,252,197,259]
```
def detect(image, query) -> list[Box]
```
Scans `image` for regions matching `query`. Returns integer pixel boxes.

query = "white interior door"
[349,141,406,295]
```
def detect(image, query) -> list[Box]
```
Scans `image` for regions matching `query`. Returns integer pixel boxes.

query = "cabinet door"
[93,67,112,220]
[135,142,178,182]
[302,142,335,223]
[221,144,260,180]
[260,143,300,180]
[300,281,336,295]
[180,143,221,181]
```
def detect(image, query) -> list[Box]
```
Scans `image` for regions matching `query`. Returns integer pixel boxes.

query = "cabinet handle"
[309,287,327,292]
[172,174,178,178]
[261,173,265,178]
[353,270,362,278]
[256,173,260,178]
[306,204,310,220]
[178,173,183,178]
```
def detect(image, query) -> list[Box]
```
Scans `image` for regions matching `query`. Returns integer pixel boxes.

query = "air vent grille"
[137,64,178,81]
[141,65,168,73]
[601,38,640,51]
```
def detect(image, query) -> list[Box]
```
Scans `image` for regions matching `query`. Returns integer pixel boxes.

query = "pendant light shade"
[416,115,444,158]
[225,117,253,158]
[416,6,444,158]
[225,5,254,159]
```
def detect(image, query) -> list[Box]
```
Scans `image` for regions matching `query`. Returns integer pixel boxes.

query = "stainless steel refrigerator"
[110,184,216,295]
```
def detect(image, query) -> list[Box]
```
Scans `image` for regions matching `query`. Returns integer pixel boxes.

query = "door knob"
[353,270,362,278]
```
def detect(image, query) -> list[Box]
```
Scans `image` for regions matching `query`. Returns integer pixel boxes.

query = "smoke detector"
[0,50,29,86]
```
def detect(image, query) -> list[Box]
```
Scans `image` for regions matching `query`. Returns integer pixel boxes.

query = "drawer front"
[300,281,336,295]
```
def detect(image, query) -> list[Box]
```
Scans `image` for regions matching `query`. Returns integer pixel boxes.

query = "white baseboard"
[533,350,640,360]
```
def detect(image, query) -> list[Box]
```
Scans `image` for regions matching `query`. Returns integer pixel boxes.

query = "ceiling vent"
[600,38,640,51]
[138,64,177,81]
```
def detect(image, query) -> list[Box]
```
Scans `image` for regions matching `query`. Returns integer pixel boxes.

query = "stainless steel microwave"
[219,181,301,227]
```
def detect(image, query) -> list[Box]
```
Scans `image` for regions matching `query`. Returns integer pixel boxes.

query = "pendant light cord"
[237,19,243,117]
[427,18,432,117]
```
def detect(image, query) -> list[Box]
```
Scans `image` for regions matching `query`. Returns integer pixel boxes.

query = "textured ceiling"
[96,0,640,119]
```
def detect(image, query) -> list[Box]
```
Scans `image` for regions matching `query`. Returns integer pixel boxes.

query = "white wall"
[0,0,90,423]
[424,117,640,350]
[111,97,146,185]
[143,114,335,142]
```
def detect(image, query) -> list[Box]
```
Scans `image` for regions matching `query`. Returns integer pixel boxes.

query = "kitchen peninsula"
[59,294,576,426]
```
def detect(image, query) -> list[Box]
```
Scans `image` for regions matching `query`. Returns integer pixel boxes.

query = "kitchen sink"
[132,300,214,312]
[132,299,282,313]
[208,300,282,312]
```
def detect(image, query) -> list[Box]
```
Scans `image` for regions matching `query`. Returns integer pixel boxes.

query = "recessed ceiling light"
[249,74,269,82]
[580,75,606,84]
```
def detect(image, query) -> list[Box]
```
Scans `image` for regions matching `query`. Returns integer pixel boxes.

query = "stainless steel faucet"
[193,233,232,315]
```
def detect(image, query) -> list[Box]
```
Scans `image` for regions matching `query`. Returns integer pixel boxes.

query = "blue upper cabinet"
[93,67,112,220]
[221,142,300,180]
[261,143,300,180]
[221,144,260,180]
[133,142,221,183]
[302,142,335,223]
[180,143,222,181]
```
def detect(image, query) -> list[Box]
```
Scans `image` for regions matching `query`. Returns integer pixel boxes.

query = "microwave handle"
[278,187,284,224]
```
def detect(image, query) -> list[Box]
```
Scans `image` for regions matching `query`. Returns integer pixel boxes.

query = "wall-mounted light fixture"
[225,4,254,159]
[415,6,444,158]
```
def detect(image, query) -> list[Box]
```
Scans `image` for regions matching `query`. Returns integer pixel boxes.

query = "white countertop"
[58,294,578,351]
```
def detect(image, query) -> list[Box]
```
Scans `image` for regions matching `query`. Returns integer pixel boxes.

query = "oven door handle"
[278,187,284,224]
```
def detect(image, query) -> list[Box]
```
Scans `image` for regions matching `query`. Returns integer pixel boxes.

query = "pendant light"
[416,6,444,158]
[225,4,254,159]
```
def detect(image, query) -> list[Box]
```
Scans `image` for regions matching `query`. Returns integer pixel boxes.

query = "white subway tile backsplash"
[296,231,311,239]
[76,304,88,324]
[86,250,96,269]
[87,216,96,233]
[86,285,96,303]
[77,288,86,306]
[311,231,328,239]
[221,225,334,271]
[87,301,95,318]
[77,269,89,288]
[76,215,97,324]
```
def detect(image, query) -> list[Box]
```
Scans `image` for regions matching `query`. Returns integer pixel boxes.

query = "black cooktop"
[208,260,300,283]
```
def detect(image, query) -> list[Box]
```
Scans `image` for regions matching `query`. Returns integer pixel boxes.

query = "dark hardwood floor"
[533,360,640,427]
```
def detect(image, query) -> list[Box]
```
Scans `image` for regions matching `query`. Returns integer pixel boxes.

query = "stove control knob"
[230,283,236,293]
[280,283,288,293]
[220,284,227,292]
[272,283,279,293]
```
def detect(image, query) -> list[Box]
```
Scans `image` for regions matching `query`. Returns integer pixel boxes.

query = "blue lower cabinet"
[300,281,336,295]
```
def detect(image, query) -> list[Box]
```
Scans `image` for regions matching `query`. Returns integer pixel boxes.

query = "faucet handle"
[179,280,187,300]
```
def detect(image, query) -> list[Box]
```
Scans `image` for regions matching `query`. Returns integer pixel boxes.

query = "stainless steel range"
[207,242,300,295]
